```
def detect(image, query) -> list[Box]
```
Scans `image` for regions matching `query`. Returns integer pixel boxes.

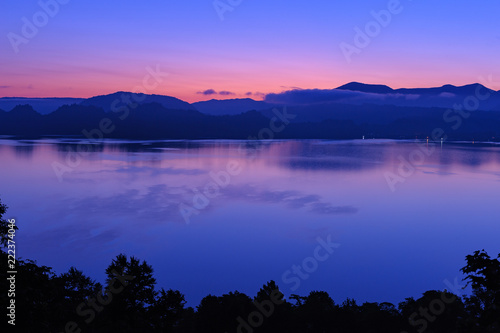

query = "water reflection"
[0,139,499,307]
[3,138,500,168]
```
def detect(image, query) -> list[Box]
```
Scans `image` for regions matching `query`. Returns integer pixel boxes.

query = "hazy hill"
[337,82,394,94]
[0,105,44,136]
[337,82,497,96]
[1,102,500,141]
[192,98,277,115]
[266,82,500,111]
[80,91,195,112]
[394,83,497,96]
[3,82,500,117]
[2,82,500,140]
[0,97,84,114]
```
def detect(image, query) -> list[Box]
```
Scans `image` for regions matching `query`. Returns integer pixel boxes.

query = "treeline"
[1,200,499,333]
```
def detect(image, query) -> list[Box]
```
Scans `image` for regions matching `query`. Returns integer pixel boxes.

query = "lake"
[1,138,499,306]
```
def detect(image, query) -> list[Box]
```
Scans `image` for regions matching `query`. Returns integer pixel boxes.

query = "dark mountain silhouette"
[80,91,196,112]
[266,83,500,111]
[0,105,44,136]
[3,82,500,116]
[0,102,279,139]
[337,82,394,94]
[192,98,277,115]
[0,97,84,114]
[337,82,496,96]
[43,104,113,136]
[1,101,500,141]
[1,82,500,140]
[260,103,443,124]
[395,83,496,96]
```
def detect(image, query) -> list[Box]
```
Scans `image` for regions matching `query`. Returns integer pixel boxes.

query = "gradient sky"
[1,0,499,102]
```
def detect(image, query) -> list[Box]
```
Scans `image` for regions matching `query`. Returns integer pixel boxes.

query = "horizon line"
[0,81,497,101]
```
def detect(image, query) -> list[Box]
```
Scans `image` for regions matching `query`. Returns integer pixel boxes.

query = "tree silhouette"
[196,291,254,333]
[461,250,500,332]
[289,293,307,306]
[7,258,64,332]
[0,199,497,333]
[0,197,16,248]
[99,254,156,332]
[150,288,189,332]
[398,290,464,333]
[302,291,336,332]
[60,266,102,302]
[253,280,292,333]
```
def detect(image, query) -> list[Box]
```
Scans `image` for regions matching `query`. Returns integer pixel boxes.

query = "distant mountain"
[3,83,500,117]
[0,105,44,136]
[80,92,195,112]
[336,82,497,96]
[0,103,275,139]
[0,97,84,114]
[3,82,500,139]
[192,98,277,115]
[0,92,194,115]
[267,82,500,111]
[337,82,394,94]
[261,103,442,124]
[393,83,497,96]
[2,101,500,141]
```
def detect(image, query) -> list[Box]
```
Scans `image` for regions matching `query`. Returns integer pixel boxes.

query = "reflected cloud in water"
[1,138,500,306]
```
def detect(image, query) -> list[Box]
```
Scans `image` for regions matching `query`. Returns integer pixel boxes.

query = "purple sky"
[1,0,499,102]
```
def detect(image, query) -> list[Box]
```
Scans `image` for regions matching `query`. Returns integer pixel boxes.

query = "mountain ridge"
[2,82,500,116]
[2,100,500,141]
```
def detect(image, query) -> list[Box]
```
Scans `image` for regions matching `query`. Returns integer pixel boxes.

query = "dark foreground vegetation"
[1,199,499,333]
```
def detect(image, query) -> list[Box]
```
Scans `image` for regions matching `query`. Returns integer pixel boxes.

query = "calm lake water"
[1,138,499,306]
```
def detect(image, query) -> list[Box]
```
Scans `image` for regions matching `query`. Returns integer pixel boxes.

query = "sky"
[1,0,500,103]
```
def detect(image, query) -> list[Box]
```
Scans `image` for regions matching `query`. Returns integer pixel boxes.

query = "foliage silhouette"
[461,250,500,332]
[0,198,16,248]
[1,198,499,332]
